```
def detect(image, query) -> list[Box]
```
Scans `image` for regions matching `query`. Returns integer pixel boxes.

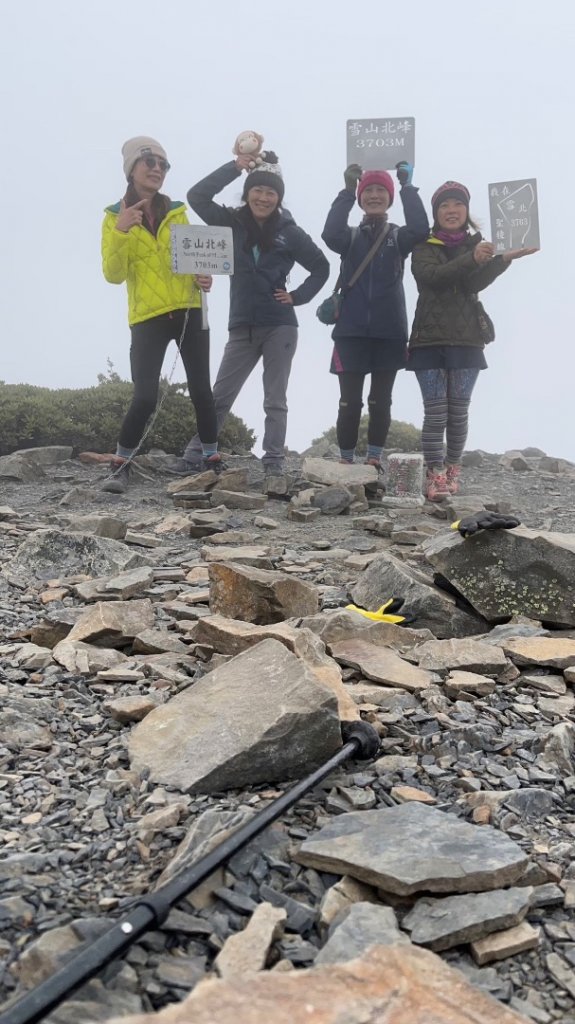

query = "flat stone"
[403,887,532,951]
[65,600,154,647]
[302,457,377,488]
[104,566,155,599]
[215,490,268,510]
[132,630,191,656]
[444,670,496,698]
[167,470,218,493]
[212,468,250,492]
[295,804,529,896]
[502,637,575,669]
[330,639,433,692]
[14,445,73,465]
[471,921,540,965]
[209,562,318,624]
[154,513,194,535]
[104,944,533,1024]
[391,786,436,805]
[254,516,279,530]
[52,640,128,674]
[201,546,273,569]
[315,902,409,964]
[105,696,158,723]
[129,639,341,794]
[287,507,322,522]
[415,638,508,675]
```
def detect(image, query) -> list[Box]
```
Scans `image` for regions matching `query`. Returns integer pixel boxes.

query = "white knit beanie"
[122,136,169,180]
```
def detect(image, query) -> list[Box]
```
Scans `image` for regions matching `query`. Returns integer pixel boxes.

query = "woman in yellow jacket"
[101,136,219,493]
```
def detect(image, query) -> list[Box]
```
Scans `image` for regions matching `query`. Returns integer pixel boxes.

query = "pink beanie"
[357,170,395,208]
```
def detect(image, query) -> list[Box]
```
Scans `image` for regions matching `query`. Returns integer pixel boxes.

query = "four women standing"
[102,136,537,499]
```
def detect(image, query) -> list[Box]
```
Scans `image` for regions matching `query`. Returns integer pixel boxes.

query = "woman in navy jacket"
[322,162,429,470]
[180,150,329,475]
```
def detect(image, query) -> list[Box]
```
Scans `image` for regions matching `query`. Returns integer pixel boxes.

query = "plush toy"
[233,130,264,169]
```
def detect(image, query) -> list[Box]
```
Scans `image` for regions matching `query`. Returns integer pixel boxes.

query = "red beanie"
[357,170,395,208]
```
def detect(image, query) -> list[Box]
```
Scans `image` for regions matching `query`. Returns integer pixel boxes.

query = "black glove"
[344,163,363,193]
[395,161,413,187]
[452,511,521,538]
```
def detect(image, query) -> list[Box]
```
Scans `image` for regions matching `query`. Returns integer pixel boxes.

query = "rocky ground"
[0,443,575,1024]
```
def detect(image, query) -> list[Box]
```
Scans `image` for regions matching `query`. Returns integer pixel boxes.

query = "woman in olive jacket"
[408,181,537,502]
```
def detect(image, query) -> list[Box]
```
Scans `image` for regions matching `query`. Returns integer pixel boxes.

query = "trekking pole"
[0,722,379,1024]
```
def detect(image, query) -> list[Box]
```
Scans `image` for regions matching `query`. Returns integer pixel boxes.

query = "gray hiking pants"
[184,325,298,464]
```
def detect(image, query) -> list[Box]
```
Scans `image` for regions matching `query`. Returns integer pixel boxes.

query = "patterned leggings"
[415,368,480,468]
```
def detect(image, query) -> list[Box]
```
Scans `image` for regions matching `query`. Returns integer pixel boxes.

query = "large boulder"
[422,527,575,627]
[209,562,318,623]
[351,550,485,638]
[0,454,45,482]
[128,639,341,793]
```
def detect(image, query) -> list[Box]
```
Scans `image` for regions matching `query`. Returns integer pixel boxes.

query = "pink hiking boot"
[446,463,462,495]
[425,467,450,502]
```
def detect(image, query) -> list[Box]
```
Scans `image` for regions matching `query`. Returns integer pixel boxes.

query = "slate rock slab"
[295,804,529,896]
[403,887,532,951]
[129,639,341,794]
[315,902,409,964]
[330,639,432,692]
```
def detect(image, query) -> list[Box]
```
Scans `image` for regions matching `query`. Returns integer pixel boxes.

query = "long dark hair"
[233,204,282,252]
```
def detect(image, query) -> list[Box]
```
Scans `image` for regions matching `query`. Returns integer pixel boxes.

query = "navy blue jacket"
[322,186,429,341]
[187,162,330,330]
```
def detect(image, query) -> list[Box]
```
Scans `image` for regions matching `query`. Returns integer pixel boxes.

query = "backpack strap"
[346,223,391,289]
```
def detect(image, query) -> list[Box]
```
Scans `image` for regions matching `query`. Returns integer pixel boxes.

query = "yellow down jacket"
[101,200,201,325]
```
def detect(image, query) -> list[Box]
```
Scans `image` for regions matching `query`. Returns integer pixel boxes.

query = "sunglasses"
[141,155,170,173]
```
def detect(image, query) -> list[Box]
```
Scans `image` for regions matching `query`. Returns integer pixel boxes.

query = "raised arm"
[187,161,242,227]
[395,187,430,258]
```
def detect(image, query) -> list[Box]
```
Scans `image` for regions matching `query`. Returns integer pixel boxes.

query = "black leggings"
[336,370,397,451]
[119,309,217,450]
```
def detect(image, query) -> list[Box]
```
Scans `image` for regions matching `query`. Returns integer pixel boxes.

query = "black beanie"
[241,152,284,203]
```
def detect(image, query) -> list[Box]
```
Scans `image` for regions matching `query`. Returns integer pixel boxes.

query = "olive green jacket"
[409,233,509,348]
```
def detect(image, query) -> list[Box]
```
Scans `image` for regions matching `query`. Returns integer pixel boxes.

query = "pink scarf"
[433,228,468,247]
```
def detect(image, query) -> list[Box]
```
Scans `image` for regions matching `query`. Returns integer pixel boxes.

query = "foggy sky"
[1,0,572,458]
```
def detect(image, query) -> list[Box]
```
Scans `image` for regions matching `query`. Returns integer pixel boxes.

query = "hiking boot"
[263,460,286,476]
[101,458,131,494]
[202,453,226,474]
[164,456,203,475]
[446,463,462,495]
[425,467,449,502]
